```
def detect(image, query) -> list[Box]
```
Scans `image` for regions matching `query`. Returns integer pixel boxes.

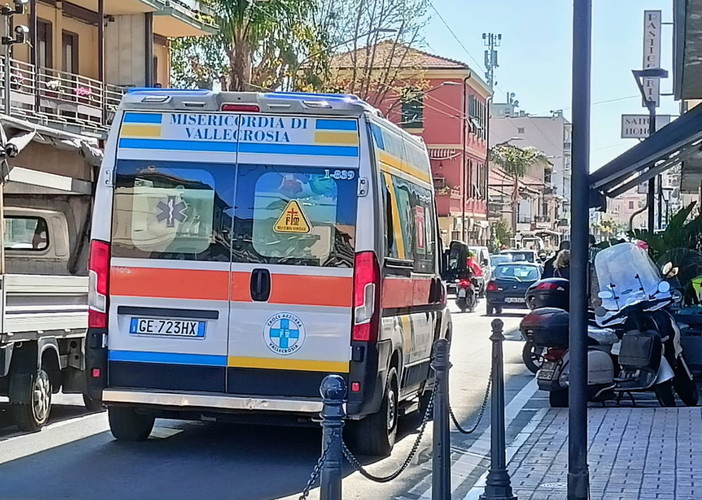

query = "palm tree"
[489,144,550,233]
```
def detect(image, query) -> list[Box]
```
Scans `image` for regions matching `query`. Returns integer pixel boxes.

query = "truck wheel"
[108,406,155,441]
[83,394,105,413]
[549,388,569,408]
[11,368,52,432]
[347,367,399,457]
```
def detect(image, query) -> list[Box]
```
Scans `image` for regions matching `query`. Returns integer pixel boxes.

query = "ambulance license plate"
[129,318,205,337]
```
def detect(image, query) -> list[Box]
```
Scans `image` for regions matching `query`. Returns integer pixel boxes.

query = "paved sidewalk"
[500,407,702,499]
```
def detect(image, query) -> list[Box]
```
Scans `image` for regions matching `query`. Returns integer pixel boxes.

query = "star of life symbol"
[264,313,306,355]
[156,195,188,228]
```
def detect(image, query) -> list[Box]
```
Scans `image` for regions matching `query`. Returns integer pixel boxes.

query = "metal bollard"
[480,319,517,500]
[431,338,452,500]
[319,374,346,500]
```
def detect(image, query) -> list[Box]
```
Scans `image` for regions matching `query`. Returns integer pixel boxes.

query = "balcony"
[2,56,125,138]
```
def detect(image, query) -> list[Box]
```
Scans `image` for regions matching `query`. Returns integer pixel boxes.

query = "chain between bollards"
[480,319,517,500]
[431,337,452,500]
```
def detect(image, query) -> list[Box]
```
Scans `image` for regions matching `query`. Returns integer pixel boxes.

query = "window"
[629,201,635,210]
[383,173,436,273]
[62,31,78,74]
[517,127,525,134]
[37,20,52,68]
[233,165,356,267]
[112,160,233,261]
[401,88,423,129]
[468,95,487,140]
[4,217,49,251]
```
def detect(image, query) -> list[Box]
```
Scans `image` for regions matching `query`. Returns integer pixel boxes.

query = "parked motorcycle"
[519,278,569,374]
[456,277,478,313]
[521,242,698,408]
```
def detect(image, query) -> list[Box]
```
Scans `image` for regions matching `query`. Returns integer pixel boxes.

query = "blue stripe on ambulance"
[108,350,227,367]
[123,113,163,124]
[315,119,358,131]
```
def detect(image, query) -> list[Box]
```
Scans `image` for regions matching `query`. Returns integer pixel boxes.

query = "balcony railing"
[1,56,125,137]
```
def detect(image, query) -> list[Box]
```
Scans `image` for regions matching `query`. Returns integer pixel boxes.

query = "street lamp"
[632,67,668,233]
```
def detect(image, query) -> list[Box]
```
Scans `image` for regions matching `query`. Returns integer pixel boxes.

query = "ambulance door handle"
[250,268,271,302]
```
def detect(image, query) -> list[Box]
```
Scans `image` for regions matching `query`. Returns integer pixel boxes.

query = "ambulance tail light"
[352,252,380,342]
[221,104,260,112]
[88,240,111,328]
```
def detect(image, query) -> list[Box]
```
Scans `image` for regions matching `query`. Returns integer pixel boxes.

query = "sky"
[424,0,679,171]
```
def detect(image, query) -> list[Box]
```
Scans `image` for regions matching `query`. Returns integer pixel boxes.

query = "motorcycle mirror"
[657,281,671,293]
[594,306,607,318]
[662,262,673,275]
[597,290,614,299]
[670,267,679,277]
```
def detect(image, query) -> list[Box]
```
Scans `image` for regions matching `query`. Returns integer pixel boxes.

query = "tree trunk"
[229,33,252,91]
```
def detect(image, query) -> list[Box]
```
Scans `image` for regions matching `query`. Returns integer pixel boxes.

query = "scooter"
[456,277,478,313]
[522,243,699,407]
[519,278,569,374]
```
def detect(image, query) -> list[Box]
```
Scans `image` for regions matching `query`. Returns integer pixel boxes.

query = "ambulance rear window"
[232,165,357,267]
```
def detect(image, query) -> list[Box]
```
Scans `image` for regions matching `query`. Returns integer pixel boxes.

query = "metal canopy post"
[647,102,657,232]
[568,1,591,499]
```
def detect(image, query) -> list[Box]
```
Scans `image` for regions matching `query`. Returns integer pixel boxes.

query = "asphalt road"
[0,301,534,500]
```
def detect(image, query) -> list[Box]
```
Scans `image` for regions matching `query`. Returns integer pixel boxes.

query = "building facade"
[330,42,493,245]
[489,110,572,242]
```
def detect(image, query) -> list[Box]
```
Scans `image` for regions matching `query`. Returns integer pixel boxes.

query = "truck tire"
[108,406,155,441]
[347,367,399,457]
[11,368,52,432]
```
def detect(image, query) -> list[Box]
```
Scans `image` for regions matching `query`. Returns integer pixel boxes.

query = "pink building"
[331,43,493,244]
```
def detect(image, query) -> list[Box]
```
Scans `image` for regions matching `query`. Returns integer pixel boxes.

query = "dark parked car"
[485,262,542,316]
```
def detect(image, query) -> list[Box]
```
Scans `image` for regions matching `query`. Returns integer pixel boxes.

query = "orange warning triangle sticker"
[274,200,311,233]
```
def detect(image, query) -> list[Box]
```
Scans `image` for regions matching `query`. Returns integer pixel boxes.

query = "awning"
[589,103,702,201]
[429,148,460,160]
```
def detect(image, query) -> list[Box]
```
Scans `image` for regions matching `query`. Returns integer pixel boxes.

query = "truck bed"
[0,274,88,343]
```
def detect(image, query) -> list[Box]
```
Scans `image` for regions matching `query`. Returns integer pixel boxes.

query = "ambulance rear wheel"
[108,406,155,441]
[347,367,399,457]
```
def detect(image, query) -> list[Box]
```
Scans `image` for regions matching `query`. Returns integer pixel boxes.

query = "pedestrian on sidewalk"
[554,248,570,279]
[542,240,570,278]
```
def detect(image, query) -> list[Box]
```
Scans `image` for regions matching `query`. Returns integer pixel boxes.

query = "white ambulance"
[86,89,450,456]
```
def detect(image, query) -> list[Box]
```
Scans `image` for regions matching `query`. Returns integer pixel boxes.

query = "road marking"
[401,377,539,500]
[0,412,109,465]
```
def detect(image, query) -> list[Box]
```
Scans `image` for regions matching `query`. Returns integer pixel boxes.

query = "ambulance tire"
[108,406,155,441]
[348,367,399,457]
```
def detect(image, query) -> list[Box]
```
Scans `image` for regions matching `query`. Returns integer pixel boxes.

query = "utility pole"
[0,0,29,275]
[483,33,501,89]
[569,0,591,499]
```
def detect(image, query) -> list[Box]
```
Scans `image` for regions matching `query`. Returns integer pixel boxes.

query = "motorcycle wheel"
[522,341,542,374]
[549,389,569,408]
[674,364,699,407]
[654,381,677,407]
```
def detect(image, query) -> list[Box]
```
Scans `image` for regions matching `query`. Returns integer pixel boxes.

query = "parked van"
[86,90,450,455]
